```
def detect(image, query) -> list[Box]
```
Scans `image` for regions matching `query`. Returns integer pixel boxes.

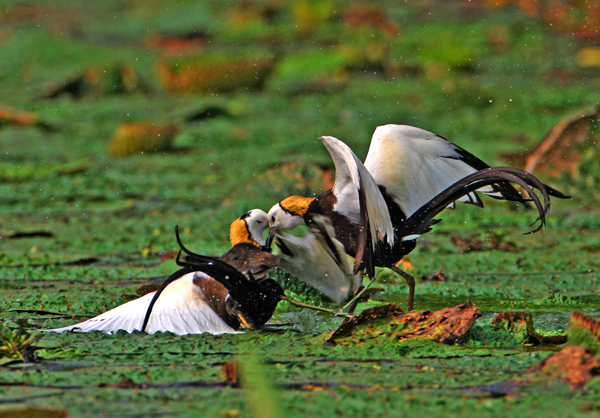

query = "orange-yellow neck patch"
[280,196,315,217]
[230,218,259,247]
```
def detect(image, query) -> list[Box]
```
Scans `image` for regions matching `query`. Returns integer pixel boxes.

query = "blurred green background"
[1,0,599,310]
[1,0,598,253]
[1,0,599,319]
[1,1,600,416]
[1,0,598,250]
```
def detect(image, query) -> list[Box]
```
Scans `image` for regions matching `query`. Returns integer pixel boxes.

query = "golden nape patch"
[280,196,315,216]
[230,218,258,247]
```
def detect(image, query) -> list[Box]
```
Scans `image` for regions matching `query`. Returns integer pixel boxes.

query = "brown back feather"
[219,243,279,281]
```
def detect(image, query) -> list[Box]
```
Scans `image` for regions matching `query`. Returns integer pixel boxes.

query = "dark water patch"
[1,231,55,239]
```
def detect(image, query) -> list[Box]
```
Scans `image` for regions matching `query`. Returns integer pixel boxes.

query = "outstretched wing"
[44,272,240,336]
[320,136,395,247]
[276,215,362,305]
[364,124,530,217]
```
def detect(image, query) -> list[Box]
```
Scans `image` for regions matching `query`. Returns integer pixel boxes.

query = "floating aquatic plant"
[42,64,150,99]
[107,122,178,156]
[491,311,567,346]
[156,53,274,94]
[326,302,481,346]
[568,311,600,356]
[0,321,40,362]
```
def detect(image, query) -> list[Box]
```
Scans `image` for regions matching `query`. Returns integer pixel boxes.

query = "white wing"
[276,216,362,305]
[43,272,241,336]
[364,124,493,217]
[320,136,395,247]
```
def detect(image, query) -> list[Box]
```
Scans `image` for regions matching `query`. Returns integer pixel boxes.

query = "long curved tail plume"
[175,225,220,265]
[141,225,221,332]
[142,227,282,331]
[141,250,254,333]
[141,262,196,332]
[401,167,559,239]
[175,253,283,329]
[174,227,282,305]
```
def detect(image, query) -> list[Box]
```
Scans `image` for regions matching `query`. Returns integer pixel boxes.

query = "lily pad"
[491,311,567,346]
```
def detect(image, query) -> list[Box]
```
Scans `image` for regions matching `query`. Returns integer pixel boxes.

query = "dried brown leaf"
[527,346,600,390]
[326,302,481,346]
[422,269,446,282]
[221,360,241,386]
[0,105,38,127]
[525,105,599,177]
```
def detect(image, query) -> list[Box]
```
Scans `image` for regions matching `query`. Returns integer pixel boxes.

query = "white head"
[230,209,269,247]
[267,202,306,232]
[265,197,314,248]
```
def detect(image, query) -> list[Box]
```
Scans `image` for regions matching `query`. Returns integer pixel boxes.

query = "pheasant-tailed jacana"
[45,210,281,335]
[266,125,569,311]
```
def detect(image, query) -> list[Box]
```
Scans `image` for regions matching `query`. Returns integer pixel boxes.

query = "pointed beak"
[237,312,254,329]
[264,229,275,249]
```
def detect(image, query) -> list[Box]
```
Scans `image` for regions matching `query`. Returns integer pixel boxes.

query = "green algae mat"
[1,1,600,417]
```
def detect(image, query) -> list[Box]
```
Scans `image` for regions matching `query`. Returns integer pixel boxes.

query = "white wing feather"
[43,272,241,336]
[320,136,395,247]
[364,124,491,217]
[276,216,362,305]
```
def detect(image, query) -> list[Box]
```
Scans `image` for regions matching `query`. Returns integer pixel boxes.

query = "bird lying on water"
[146,213,360,324]
[45,209,358,335]
[44,210,282,335]
[266,124,569,311]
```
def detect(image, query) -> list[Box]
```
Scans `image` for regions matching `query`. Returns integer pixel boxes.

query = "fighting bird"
[273,214,362,306]
[45,209,359,335]
[45,210,283,335]
[266,124,569,311]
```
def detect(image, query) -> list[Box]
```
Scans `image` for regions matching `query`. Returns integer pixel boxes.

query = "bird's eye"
[270,215,275,222]
[256,220,262,224]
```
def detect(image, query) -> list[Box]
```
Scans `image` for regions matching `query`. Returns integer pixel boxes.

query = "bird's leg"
[343,287,363,315]
[281,297,355,318]
[390,264,415,311]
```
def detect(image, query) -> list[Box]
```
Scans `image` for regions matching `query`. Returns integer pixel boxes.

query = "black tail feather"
[144,225,283,333]
[175,225,219,264]
[175,252,249,294]
[401,167,554,239]
[545,184,571,199]
[142,227,261,333]
[174,233,283,329]
[141,261,196,333]
[353,184,375,278]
